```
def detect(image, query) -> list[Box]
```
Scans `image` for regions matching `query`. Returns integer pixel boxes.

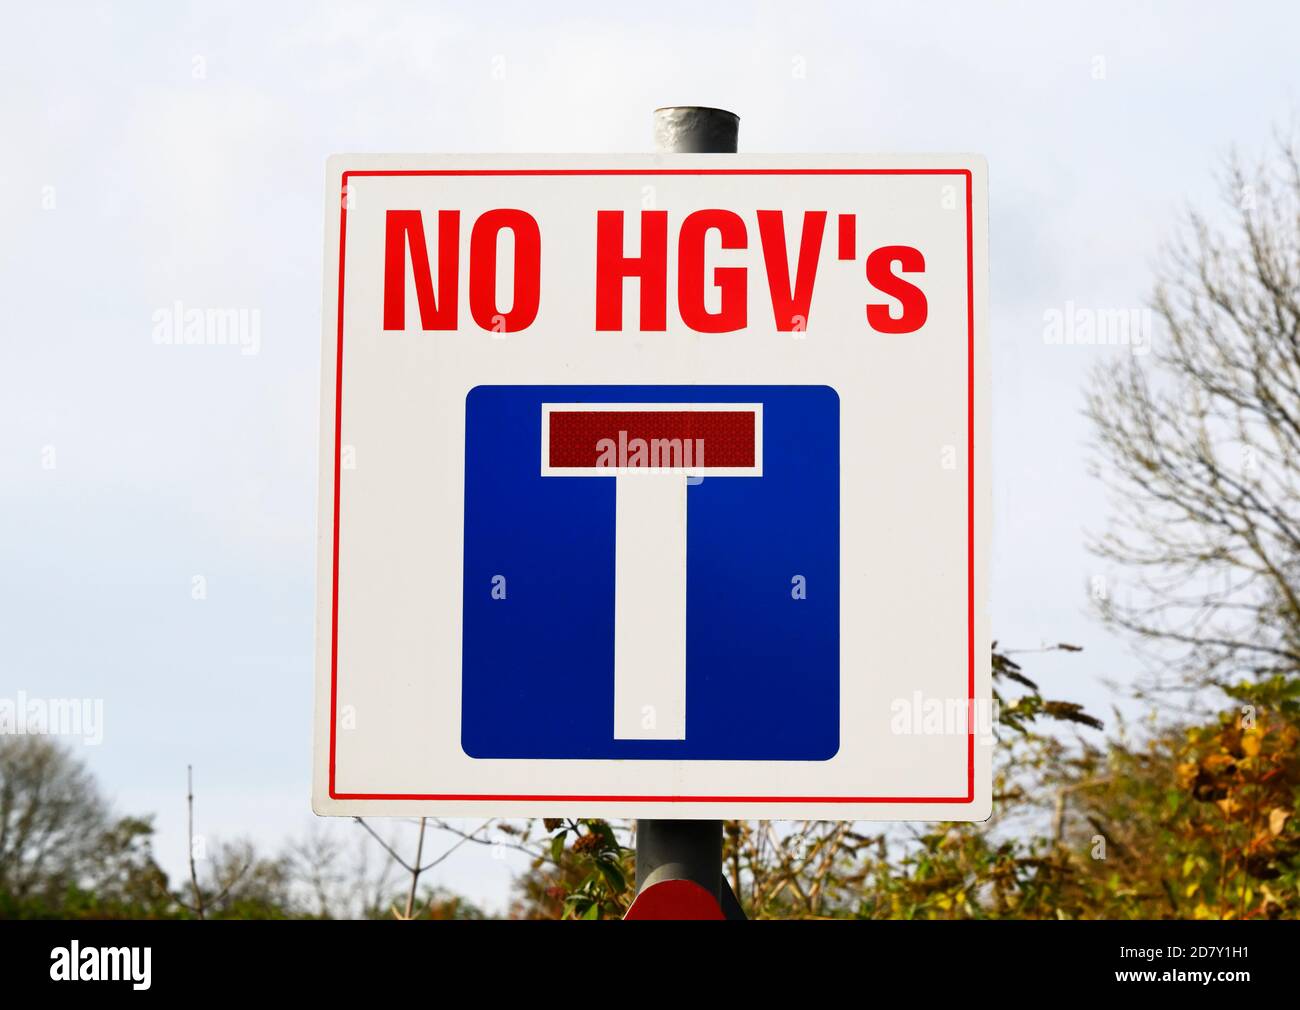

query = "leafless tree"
[287,823,397,919]
[352,816,496,919]
[1087,131,1300,700]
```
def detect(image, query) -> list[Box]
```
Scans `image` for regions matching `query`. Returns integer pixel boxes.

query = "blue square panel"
[461,384,839,760]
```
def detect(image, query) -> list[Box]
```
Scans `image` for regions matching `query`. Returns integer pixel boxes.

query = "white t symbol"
[541,402,763,740]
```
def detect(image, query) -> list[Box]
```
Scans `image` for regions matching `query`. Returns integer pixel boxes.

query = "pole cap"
[653,106,739,153]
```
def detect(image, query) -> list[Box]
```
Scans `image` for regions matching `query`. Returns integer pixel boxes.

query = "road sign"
[313,155,990,820]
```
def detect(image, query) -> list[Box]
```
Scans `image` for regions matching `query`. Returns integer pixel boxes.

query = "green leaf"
[597,856,626,894]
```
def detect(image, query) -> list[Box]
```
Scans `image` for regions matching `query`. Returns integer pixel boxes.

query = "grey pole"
[632,106,742,919]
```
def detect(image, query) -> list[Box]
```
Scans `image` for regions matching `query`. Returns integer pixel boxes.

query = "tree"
[0,740,489,920]
[0,737,172,918]
[1078,131,1300,918]
[1086,134,1300,696]
[1048,694,1300,919]
[0,735,107,904]
[350,816,490,920]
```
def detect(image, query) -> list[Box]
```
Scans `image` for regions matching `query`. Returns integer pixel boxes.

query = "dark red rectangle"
[548,410,755,467]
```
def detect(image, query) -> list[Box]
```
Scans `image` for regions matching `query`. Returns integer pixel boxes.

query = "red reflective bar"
[548,410,755,468]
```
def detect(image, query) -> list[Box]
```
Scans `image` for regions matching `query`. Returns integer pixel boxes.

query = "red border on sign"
[328,167,977,805]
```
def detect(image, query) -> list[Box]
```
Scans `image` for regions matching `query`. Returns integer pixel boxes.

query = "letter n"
[384,210,459,330]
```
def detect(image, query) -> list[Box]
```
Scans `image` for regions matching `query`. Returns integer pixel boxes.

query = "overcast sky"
[2,1,1298,913]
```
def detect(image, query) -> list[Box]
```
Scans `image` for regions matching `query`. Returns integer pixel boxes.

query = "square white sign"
[313,154,990,820]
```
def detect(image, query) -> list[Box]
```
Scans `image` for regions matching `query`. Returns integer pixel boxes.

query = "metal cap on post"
[653,106,739,154]
[626,105,745,921]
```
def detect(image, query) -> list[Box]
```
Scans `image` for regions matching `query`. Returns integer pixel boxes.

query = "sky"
[2,0,1298,914]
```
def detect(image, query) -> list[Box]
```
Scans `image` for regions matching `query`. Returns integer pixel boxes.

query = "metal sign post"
[627,107,742,921]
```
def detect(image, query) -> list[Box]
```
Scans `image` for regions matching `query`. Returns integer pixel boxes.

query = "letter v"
[757,210,826,331]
